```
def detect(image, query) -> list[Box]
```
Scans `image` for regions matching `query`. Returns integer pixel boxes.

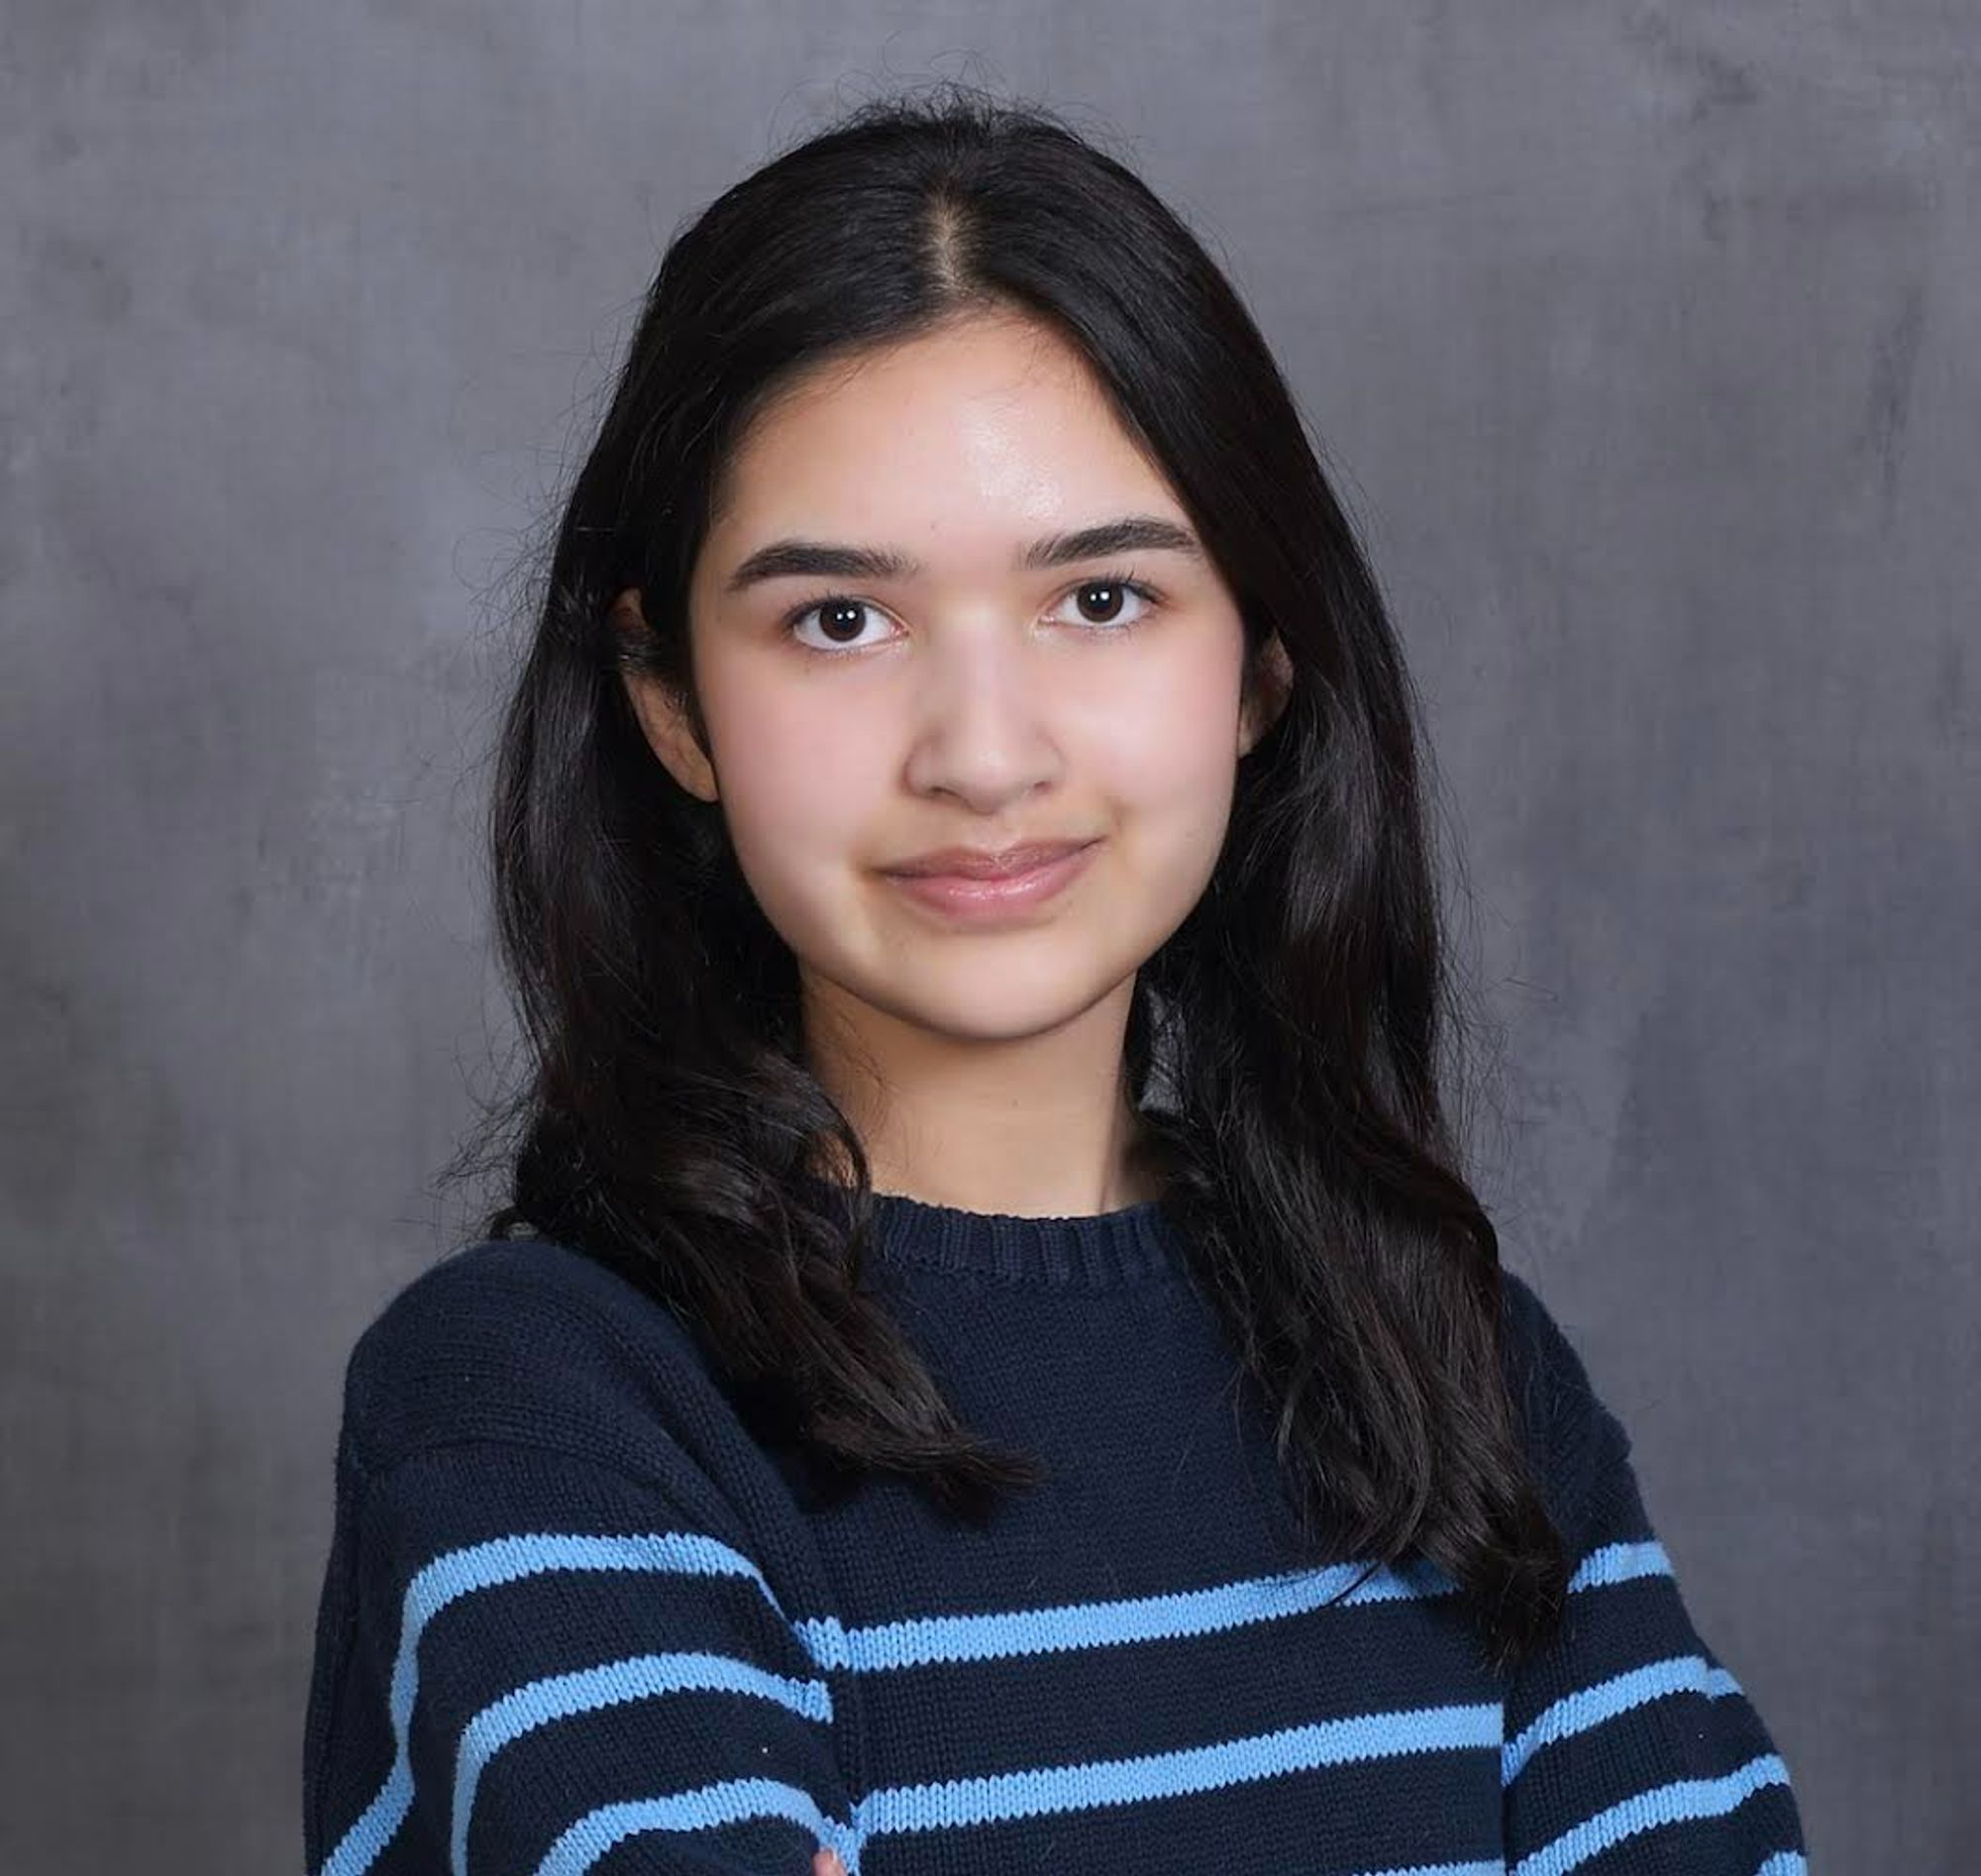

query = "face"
[617,309,1287,1087]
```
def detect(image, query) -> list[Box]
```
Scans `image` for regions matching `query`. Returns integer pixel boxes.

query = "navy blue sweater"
[302,1191,1808,1875]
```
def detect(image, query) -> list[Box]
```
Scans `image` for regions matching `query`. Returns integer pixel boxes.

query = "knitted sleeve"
[300,1241,864,1876]
[305,1434,860,1876]
[1496,1272,1808,1872]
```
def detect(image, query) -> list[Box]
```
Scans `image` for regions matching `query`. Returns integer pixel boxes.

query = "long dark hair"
[458,83,1569,1676]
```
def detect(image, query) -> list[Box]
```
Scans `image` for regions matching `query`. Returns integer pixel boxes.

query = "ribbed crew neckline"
[796,1175,1190,1288]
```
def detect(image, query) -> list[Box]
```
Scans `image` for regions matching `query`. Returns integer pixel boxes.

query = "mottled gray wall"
[4,4,1974,1871]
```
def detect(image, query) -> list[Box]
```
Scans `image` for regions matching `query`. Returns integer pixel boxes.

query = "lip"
[885,840,1099,880]
[881,840,1100,922]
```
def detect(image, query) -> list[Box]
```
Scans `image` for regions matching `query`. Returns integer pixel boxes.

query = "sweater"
[301,1188,1809,1875]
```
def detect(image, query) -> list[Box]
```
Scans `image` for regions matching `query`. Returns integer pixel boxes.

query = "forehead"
[704,312,1181,560]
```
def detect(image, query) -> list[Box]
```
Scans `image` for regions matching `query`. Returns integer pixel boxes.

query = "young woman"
[302,87,1808,1876]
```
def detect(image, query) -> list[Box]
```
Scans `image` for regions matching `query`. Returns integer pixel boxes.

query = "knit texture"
[301,1192,1808,1875]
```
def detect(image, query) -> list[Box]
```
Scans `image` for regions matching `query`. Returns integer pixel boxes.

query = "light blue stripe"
[450,1651,833,1876]
[856,1703,1503,1835]
[1567,1539,1673,1593]
[533,1777,864,1876]
[1755,1853,1808,1874]
[1510,1752,1795,1876]
[320,1529,803,1876]
[1503,1653,1744,1784]
[528,1702,1519,1874]
[796,1554,1456,1673]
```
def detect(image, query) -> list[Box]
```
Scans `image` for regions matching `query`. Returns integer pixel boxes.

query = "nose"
[900,632,1066,812]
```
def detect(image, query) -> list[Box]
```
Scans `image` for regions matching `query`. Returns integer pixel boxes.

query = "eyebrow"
[721,514,1206,595]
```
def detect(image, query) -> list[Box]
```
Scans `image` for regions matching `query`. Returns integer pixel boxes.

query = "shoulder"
[1497,1266,1606,1423]
[1496,1265,1634,1549]
[339,1233,744,1497]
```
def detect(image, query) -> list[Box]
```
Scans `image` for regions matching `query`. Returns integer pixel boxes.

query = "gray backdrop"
[5,5,1975,1872]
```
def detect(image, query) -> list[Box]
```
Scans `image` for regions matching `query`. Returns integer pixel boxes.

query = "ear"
[611,586,720,803]
[1238,632,1293,758]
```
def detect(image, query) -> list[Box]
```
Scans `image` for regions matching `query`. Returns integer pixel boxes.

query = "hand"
[812,1851,848,1876]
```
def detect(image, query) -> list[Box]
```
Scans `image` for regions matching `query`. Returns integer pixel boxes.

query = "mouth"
[883,839,1100,881]
[880,840,1101,921]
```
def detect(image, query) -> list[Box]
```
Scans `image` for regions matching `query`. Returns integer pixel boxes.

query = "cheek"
[1096,651,1245,857]
[704,684,886,908]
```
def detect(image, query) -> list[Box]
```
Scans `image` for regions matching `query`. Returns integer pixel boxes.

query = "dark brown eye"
[817,600,869,644]
[1053,574,1158,632]
[786,596,889,653]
